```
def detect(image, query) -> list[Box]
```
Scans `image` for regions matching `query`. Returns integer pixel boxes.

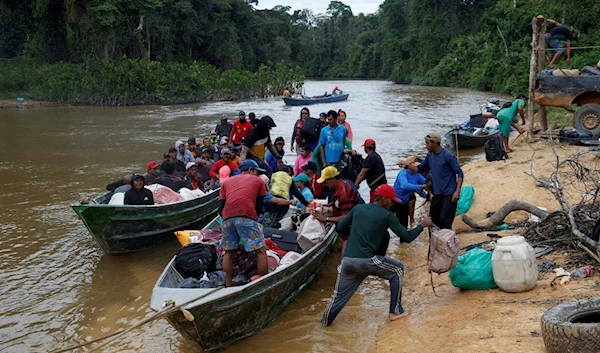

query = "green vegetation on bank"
[1,0,600,105]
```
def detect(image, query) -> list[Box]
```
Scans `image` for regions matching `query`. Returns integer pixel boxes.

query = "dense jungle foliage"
[1,0,599,104]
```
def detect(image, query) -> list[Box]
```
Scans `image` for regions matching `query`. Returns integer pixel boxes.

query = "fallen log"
[462,200,550,229]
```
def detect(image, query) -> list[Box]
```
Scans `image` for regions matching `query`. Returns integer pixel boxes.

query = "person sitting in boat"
[302,161,325,199]
[144,161,159,185]
[184,162,200,189]
[207,148,239,191]
[496,93,527,153]
[262,165,310,228]
[293,143,313,177]
[215,114,233,138]
[219,159,268,287]
[202,137,219,162]
[156,161,192,192]
[310,166,361,256]
[229,111,253,148]
[259,174,297,209]
[124,174,154,205]
[165,147,186,177]
[292,173,314,213]
[186,137,199,158]
[229,147,242,166]
[265,137,285,171]
[240,116,280,177]
[283,88,292,98]
[195,147,215,185]
[332,86,342,95]
[176,140,195,164]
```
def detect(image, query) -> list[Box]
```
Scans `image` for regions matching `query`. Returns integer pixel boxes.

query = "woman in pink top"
[293,143,313,176]
[338,109,353,143]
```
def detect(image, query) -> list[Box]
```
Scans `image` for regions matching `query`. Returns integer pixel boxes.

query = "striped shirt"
[331,180,360,240]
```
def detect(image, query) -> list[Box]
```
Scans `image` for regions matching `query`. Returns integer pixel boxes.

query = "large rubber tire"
[541,298,600,353]
[573,104,600,136]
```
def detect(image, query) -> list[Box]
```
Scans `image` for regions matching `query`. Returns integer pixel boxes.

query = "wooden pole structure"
[536,17,548,132]
[527,16,545,138]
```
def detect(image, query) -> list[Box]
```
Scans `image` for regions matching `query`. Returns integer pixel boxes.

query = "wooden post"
[527,17,544,138]
[536,18,548,131]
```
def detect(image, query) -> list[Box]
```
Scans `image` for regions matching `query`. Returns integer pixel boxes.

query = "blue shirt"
[417,148,464,196]
[265,150,284,171]
[393,169,427,204]
[294,187,314,212]
[318,125,346,164]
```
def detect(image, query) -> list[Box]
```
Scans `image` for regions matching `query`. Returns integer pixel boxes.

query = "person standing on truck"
[544,18,578,68]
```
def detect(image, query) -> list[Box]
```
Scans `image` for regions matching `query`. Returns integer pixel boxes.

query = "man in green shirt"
[321,184,432,326]
[496,93,527,153]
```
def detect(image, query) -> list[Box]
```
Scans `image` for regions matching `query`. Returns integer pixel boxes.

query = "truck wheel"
[573,104,600,136]
[541,298,600,353]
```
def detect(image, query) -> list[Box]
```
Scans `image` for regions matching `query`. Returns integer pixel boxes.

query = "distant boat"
[150,216,337,352]
[283,93,349,106]
[71,190,219,254]
[445,113,501,150]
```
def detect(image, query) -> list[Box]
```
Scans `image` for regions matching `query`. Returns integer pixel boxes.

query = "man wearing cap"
[311,166,360,254]
[241,116,280,176]
[166,147,186,177]
[184,162,200,189]
[230,111,253,147]
[215,114,233,138]
[406,132,463,230]
[144,161,159,185]
[207,148,239,190]
[318,110,346,168]
[202,137,219,162]
[195,148,215,184]
[302,161,325,199]
[321,184,432,326]
[186,137,200,158]
[219,159,268,287]
[496,94,527,153]
[355,138,387,202]
[124,174,154,205]
[393,156,428,228]
[292,173,314,213]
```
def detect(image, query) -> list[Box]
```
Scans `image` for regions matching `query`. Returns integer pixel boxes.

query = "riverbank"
[376,139,599,353]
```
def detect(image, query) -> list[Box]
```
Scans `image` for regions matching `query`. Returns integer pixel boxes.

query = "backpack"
[300,118,325,142]
[501,101,513,109]
[484,134,508,162]
[174,243,218,278]
[336,153,364,182]
[427,227,460,275]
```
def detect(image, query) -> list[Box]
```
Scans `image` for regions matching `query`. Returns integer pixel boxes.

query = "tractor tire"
[541,298,600,353]
[573,103,600,136]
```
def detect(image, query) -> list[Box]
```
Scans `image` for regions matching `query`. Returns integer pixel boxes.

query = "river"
[0,80,501,353]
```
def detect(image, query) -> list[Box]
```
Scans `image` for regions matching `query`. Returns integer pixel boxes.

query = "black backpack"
[484,134,508,162]
[501,101,513,109]
[174,243,218,278]
[300,118,326,142]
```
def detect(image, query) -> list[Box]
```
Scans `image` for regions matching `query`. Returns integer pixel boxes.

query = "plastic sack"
[151,185,184,204]
[108,192,125,205]
[179,187,205,201]
[448,248,497,290]
[175,230,222,247]
[455,184,475,216]
[296,215,325,251]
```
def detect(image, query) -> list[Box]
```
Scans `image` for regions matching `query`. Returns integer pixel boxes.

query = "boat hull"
[445,129,501,150]
[283,93,349,106]
[151,219,336,351]
[71,191,219,254]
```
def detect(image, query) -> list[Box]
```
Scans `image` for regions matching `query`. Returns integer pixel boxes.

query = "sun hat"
[317,166,340,183]
[292,173,309,183]
[374,184,402,203]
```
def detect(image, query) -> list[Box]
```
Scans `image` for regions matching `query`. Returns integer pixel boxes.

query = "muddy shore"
[376,138,599,353]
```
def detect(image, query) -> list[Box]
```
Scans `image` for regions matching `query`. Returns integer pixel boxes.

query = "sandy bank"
[376,138,599,353]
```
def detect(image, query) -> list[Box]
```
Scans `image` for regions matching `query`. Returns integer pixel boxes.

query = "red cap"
[146,161,159,169]
[362,139,376,147]
[374,184,402,203]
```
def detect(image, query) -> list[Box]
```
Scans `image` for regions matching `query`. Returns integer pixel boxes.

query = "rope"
[454,129,460,159]
[51,287,222,353]
[544,45,600,51]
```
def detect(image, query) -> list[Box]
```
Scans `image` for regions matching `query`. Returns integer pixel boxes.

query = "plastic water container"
[492,236,538,293]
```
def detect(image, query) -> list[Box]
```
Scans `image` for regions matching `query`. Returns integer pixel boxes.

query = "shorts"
[545,34,565,56]
[221,216,265,252]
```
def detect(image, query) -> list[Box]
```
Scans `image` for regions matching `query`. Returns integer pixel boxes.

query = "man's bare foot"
[389,311,411,321]
[507,148,515,153]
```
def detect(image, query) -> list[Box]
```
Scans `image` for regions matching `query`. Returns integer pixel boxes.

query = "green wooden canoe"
[71,190,220,254]
[150,217,336,351]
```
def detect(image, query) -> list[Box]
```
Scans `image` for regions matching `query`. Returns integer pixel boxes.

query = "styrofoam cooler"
[491,235,538,293]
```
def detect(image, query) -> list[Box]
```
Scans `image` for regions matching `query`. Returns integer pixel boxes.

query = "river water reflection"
[0,81,501,352]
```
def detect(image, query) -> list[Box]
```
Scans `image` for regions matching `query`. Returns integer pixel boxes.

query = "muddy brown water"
[0,81,502,352]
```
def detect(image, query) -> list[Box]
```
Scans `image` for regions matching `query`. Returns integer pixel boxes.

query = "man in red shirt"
[219,160,267,287]
[206,148,239,190]
[311,166,360,256]
[229,111,254,147]
[302,161,324,199]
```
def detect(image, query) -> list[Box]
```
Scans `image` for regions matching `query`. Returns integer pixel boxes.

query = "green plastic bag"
[448,248,497,290]
[455,184,475,216]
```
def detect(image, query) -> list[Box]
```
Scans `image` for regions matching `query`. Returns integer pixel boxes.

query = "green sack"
[448,248,497,290]
[455,184,475,216]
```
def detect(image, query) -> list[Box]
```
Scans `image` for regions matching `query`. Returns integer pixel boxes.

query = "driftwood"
[462,200,549,229]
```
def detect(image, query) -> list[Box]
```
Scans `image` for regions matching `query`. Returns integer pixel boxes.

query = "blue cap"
[292,173,309,183]
[239,160,266,172]
[319,112,327,117]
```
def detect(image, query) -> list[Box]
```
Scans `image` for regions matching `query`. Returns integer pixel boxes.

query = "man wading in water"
[321,184,432,325]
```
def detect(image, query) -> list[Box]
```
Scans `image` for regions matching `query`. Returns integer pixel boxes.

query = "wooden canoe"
[150,217,336,351]
[283,93,349,106]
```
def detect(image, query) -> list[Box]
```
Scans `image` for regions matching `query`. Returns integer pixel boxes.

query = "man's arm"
[355,168,369,187]
[290,183,309,206]
[547,19,561,26]
[265,140,281,160]
[448,153,464,203]
[218,199,225,216]
[320,145,327,167]
[389,213,431,242]
[335,208,353,233]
